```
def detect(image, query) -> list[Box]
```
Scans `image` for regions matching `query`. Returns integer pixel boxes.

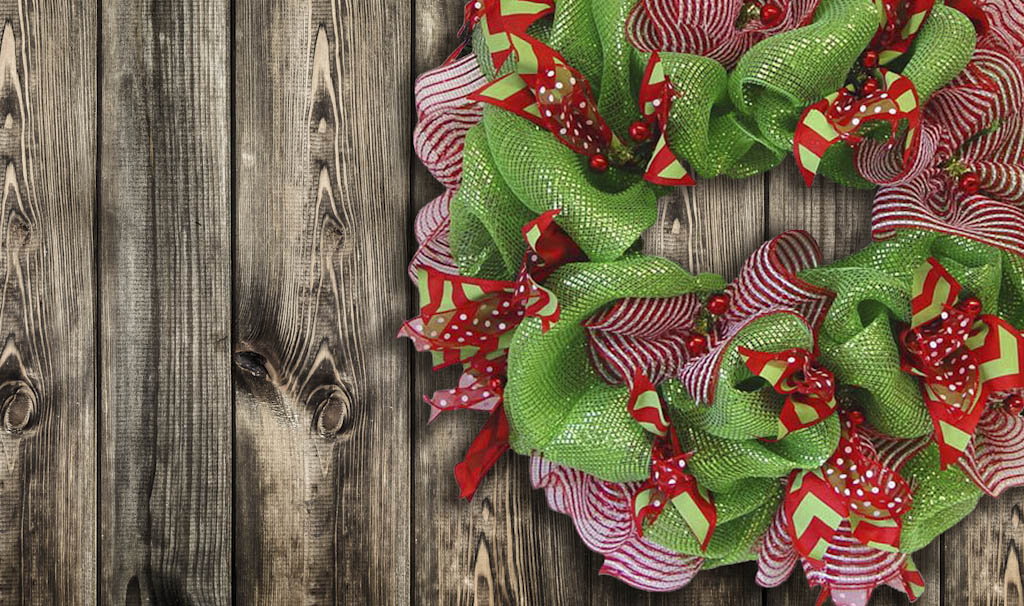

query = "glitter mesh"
[452,0,993,568]
[505,253,725,481]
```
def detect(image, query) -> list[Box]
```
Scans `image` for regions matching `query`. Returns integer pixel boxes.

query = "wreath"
[401,1,1024,603]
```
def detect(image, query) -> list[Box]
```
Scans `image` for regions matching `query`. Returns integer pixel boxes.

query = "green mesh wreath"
[404,0,1024,603]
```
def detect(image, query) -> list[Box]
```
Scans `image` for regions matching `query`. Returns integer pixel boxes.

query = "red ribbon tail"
[454,404,511,501]
[814,587,831,606]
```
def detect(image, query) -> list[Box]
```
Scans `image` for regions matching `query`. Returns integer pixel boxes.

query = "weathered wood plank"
[99,1,232,603]
[764,159,941,606]
[410,4,594,604]
[233,0,412,603]
[0,2,96,604]
[943,496,1024,603]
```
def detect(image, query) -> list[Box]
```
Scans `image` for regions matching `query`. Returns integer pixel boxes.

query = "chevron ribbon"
[627,369,671,436]
[900,258,1024,468]
[757,503,927,604]
[639,52,695,186]
[449,0,555,68]
[470,32,616,159]
[870,0,936,66]
[628,371,717,551]
[738,347,837,439]
[784,412,913,568]
[900,557,926,601]
[795,69,921,186]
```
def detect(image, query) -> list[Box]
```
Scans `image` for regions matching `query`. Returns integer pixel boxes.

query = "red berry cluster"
[759,2,783,26]
[588,120,655,173]
[685,293,731,356]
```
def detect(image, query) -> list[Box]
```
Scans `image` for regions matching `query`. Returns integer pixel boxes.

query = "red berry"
[862,50,880,69]
[958,172,981,194]
[629,121,652,142]
[961,296,983,316]
[589,154,609,173]
[686,333,708,356]
[760,3,783,26]
[707,293,731,315]
[861,77,879,96]
[847,410,865,425]
[1007,394,1024,415]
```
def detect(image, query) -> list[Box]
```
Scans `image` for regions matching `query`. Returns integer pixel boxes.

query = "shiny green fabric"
[452,0,992,568]
[507,228,1021,562]
[505,254,725,481]
[455,0,975,281]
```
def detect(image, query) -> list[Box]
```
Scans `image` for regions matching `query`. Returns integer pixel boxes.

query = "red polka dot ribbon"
[783,411,914,568]
[899,258,1024,468]
[399,210,586,499]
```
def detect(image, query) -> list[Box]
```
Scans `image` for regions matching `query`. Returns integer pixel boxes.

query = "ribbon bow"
[628,370,717,551]
[636,53,695,186]
[400,210,586,499]
[784,412,914,567]
[899,258,1024,467]
[470,33,616,160]
[738,347,837,439]
[795,69,921,186]
[795,0,933,186]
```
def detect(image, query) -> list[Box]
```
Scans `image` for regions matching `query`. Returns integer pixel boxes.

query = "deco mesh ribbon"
[404,0,1024,604]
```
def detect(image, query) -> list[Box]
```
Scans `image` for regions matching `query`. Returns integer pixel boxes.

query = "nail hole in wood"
[309,385,351,439]
[0,380,36,434]
[233,351,268,379]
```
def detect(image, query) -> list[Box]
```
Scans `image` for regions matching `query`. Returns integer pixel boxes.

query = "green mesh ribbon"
[505,253,725,481]
[448,0,996,570]
[453,0,975,282]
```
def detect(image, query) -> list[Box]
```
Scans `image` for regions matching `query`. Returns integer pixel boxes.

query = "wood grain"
[943,497,1024,604]
[0,2,97,604]
[0,1,1013,603]
[233,0,412,603]
[99,1,232,603]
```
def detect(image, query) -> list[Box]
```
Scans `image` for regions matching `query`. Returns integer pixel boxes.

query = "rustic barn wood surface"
[0,0,1020,604]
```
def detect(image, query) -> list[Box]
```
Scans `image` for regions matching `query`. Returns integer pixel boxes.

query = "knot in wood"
[308,384,350,439]
[0,379,36,434]
[233,351,268,379]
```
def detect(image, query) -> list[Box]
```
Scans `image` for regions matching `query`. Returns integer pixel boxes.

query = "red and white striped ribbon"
[756,504,918,606]
[625,0,820,69]
[870,39,1024,255]
[584,295,702,386]
[410,55,488,281]
[680,231,832,404]
[958,408,1024,496]
[530,456,705,591]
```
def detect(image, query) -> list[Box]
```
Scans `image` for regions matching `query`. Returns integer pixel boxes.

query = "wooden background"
[0,0,1020,604]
